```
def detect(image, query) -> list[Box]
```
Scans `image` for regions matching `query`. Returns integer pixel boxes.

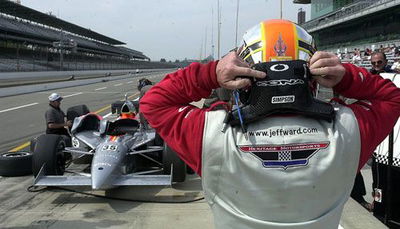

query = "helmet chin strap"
[226,60,335,129]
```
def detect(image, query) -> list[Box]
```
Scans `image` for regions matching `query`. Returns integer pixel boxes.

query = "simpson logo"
[256,79,304,87]
[272,95,295,104]
[239,142,329,169]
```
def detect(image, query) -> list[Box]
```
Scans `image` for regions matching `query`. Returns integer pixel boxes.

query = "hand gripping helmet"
[228,19,334,127]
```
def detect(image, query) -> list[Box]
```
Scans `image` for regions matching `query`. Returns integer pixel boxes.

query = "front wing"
[34,166,172,187]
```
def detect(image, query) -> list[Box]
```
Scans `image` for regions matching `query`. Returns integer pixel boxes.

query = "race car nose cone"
[91,164,113,190]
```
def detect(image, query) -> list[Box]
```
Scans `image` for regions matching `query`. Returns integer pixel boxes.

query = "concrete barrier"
[0,74,127,97]
[0,68,169,80]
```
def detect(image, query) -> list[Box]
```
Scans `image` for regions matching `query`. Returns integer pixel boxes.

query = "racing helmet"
[238,19,316,65]
[120,101,137,120]
[227,19,334,127]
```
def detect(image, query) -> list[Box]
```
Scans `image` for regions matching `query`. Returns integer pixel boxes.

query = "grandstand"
[0,0,176,72]
[294,0,400,70]
[295,0,400,51]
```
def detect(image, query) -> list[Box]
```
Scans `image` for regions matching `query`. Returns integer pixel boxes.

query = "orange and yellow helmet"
[239,19,316,65]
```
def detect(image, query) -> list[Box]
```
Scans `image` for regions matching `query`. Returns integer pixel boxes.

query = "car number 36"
[102,145,118,151]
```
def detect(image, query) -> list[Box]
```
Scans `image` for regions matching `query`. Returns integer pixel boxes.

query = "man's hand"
[65,120,73,128]
[216,51,266,90]
[309,51,346,88]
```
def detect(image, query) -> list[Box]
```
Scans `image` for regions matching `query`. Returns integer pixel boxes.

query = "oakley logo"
[257,79,304,86]
[270,64,289,72]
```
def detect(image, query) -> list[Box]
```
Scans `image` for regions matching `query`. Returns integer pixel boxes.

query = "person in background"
[394,45,400,57]
[45,93,72,136]
[352,48,361,65]
[364,48,372,57]
[370,51,394,74]
[370,49,400,223]
[203,88,232,110]
[351,172,373,211]
[336,92,373,212]
[137,78,153,98]
[137,78,154,129]
[141,19,400,229]
[391,60,400,73]
[352,50,397,214]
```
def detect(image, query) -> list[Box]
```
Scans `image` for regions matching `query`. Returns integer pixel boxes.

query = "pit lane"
[0,71,387,228]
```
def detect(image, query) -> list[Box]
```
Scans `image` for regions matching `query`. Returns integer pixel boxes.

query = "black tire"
[32,134,66,177]
[0,151,32,177]
[66,105,90,121]
[162,144,186,182]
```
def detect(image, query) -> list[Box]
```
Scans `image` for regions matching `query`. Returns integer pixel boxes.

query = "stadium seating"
[0,13,179,72]
[0,14,148,60]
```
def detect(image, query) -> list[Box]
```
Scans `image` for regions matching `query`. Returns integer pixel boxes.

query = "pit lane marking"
[0,102,39,114]
[128,92,140,99]
[95,87,107,91]
[9,142,30,152]
[103,113,112,118]
[63,92,83,98]
[94,105,111,114]
[114,83,123,86]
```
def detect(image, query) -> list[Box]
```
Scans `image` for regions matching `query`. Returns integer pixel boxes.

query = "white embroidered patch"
[360,100,372,105]
[358,72,365,82]
[184,109,194,118]
[357,100,372,111]
[178,106,188,112]
[360,106,370,111]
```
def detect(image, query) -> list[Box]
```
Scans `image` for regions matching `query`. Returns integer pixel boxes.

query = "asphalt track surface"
[0,70,387,229]
[0,71,168,153]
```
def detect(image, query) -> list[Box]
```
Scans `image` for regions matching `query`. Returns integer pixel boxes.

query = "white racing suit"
[203,107,359,229]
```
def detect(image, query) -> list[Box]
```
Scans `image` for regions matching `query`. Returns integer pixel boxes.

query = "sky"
[22,0,311,62]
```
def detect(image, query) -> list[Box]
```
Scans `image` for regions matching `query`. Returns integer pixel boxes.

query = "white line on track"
[127,81,133,83]
[95,87,107,91]
[114,83,123,86]
[63,92,83,98]
[0,102,39,113]
[103,112,112,118]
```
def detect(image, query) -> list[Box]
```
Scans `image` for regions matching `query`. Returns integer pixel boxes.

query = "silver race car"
[32,98,186,190]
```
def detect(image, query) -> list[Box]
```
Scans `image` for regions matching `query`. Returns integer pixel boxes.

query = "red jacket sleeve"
[334,64,400,170]
[140,62,219,175]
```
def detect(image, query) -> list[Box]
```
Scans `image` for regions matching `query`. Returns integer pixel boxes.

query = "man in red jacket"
[141,19,400,229]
